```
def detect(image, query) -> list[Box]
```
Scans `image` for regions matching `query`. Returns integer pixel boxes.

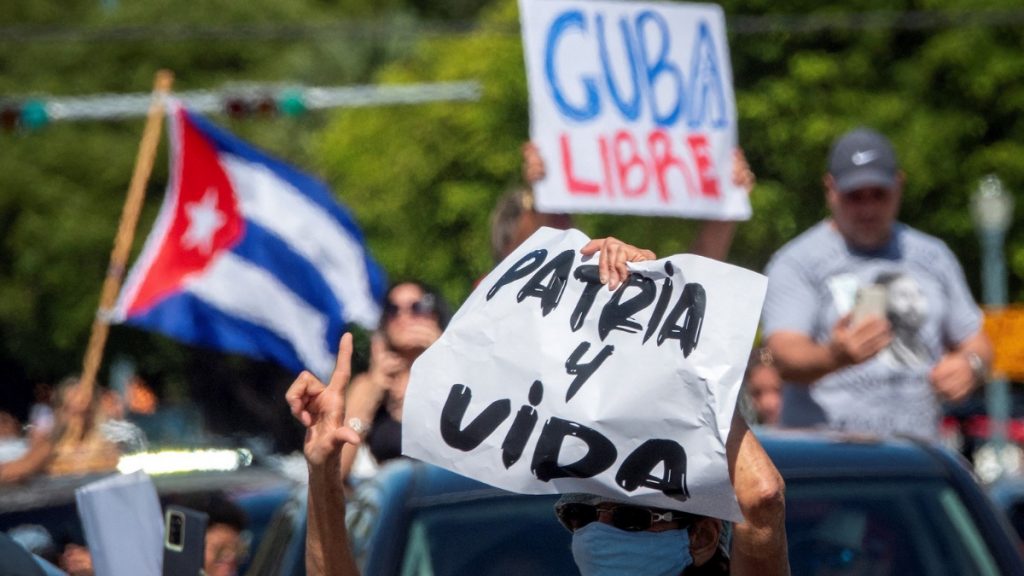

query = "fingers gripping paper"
[402,228,766,521]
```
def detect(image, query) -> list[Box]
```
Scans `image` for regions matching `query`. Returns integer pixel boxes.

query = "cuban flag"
[114,101,386,378]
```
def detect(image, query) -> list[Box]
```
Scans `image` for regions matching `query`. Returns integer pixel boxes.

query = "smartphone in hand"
[852,284,887,325]
[163,505,208,576]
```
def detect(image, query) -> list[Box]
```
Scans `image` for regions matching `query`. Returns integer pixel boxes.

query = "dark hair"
[489,186,533,263]
[383,280,452,329]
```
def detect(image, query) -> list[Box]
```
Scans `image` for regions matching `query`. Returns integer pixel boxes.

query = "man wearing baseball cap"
[760,127,992,439]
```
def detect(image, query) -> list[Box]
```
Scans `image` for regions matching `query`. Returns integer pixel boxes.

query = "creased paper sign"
[519,0,747,220]
[403,228,766,521]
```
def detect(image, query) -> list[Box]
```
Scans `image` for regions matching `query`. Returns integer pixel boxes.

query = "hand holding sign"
[581,236,656,290]
[286,333,362,467]
[403,227,766,521]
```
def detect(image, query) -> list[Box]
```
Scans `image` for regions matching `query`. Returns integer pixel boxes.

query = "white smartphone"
[852,284,887,325]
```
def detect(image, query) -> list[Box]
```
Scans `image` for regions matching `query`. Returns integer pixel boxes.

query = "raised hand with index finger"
[285,333,362,467]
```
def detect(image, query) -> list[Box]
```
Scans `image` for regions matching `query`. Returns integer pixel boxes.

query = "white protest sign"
[402,228,766,521]
[519,0,747,220]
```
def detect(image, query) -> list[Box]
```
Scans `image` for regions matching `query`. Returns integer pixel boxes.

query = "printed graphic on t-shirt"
[874,272,929,368]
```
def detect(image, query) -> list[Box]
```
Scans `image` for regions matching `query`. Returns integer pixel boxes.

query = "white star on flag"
[181,188,226,254]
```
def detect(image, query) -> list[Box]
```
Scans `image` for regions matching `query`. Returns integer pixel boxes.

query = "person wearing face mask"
[287,237,789,576]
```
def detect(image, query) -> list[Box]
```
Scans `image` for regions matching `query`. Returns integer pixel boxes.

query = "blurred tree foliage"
[318,0,1024,303]
[1,0,1023,437]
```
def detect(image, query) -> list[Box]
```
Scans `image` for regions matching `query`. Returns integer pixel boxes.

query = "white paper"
[403,227,766,522]
[519,0,747,220]
[75,471,164,576]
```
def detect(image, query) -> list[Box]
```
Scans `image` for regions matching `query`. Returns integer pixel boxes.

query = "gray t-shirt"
[762,221,982,439]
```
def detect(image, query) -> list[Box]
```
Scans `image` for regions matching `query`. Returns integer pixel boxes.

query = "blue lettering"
[596,14,642,121]
[545,10,600,122]
[635,11,684,127]
[687,21,728,129]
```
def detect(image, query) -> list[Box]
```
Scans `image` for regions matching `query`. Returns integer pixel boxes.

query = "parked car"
[988,475,1024,551]
[249,430,1024,576]
[0,456,295,573]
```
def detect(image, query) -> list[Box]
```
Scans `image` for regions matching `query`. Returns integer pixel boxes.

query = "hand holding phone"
[852,284,887,325]
[163,505,208,576]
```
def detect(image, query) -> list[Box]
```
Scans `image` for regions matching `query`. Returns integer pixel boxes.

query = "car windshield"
[399,495,576,576]
[786,478,1000,576]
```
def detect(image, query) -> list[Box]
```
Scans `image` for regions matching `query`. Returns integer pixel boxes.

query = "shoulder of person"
[897,224,960,264]
[766,221,840,273]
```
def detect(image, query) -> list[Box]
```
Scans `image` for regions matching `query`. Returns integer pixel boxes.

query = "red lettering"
[686,134,720,198]
[648,130,697,203]
[613,130,649,197]
[599,135,615,198]
[561,134,600,196]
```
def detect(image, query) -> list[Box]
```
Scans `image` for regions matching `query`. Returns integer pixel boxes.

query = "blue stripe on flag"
[230,221,346,352]
[125,290,312,375]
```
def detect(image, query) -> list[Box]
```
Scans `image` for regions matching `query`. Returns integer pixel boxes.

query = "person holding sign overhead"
[287,238,788,576]
[762,127,992,439]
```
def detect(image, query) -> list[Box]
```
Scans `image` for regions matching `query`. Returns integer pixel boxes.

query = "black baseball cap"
[828,128,899,193]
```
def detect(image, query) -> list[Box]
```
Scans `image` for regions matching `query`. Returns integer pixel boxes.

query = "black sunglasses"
[383,294,437,319]
[555,502,695,533]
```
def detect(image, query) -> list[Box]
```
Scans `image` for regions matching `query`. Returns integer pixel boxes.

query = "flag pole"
[78,69,174,399]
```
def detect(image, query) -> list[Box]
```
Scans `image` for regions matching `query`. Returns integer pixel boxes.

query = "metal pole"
[981,228,1010,473]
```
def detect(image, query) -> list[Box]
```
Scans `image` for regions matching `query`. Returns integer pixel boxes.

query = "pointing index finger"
[328,333,355,393]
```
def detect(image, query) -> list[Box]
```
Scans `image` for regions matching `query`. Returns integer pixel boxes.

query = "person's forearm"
[727,413,789,576]
[689,220,737,262]
[307,455,359,576]
[766,333,846,385]
[0,438,53,483]
[953,331,994,372]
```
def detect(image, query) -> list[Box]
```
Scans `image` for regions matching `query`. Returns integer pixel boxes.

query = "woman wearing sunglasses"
[338,281,451,482]
[288,238,789,576]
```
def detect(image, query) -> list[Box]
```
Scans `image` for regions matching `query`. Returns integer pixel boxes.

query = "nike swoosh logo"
[851,150,878,165]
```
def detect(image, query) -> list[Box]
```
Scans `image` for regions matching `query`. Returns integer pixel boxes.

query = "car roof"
[757,429,953,480]
[0,465,293,515]
[366,429,957,507]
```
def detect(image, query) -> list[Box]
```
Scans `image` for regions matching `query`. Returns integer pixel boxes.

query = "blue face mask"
[571,522,692,576]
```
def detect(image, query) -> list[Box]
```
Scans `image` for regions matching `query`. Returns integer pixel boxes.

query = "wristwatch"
[965,351,987,384]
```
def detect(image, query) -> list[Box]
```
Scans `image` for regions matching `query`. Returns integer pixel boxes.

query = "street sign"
[983,306,1024,380]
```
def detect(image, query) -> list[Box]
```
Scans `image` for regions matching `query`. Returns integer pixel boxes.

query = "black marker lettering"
[517,249,575,316]
[615,439,690,501]
[599,273,657,340]
[440,384,511,451]
[487,249,548,301]
[569,265,603,332]
[531,417,617,481]
[501,380,543,469]
[564,342,614,402]
[657,283,705,357]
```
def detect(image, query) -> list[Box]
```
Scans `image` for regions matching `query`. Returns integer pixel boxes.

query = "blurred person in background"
[0,411,27,463]
[761,127,992,439]
[742,348,782,427]
[339,281,451,482]
[0,377,120,483]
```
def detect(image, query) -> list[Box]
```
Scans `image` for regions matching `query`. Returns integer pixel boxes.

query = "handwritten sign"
[519,0,748,220]
[402,228,766,521]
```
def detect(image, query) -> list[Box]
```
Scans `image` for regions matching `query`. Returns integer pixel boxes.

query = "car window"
[399,496,577,576]
[787,478,1000,576]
